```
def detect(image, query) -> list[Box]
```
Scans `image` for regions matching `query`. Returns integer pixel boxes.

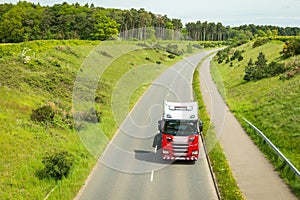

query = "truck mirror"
[158,120,162,131]
[199,120,203,133]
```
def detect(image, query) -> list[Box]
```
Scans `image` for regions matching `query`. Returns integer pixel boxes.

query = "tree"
[91,12,120,40]
[40,8,56,39]
[0,3,14,21]
[0,7,24,42]
[208,22,216,40]
[244,58,256,81]
[255,52,268,78]
[255,52,267,68]
[202,21,207,41]
[244,52,284,81]
[216,22,224,40]
[21,2,44,41]
[280,39,300,58]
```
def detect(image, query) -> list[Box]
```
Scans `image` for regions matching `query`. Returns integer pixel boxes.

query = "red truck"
[157,101,203,161]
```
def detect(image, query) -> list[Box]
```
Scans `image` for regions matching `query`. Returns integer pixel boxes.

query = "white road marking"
[151,170,154,182]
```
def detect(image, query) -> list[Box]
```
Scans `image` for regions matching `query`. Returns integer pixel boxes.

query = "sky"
[1,0,300,27]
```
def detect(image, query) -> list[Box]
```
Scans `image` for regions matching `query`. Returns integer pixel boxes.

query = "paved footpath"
[199,55,297,200]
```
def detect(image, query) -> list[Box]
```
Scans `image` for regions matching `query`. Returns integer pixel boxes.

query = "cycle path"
[199,55,297,200]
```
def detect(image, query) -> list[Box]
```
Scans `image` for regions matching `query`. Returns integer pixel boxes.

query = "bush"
[186,43,193,53]
[244,52,286,81]
[42,151,74,180]
[192,43,202,49]
[280,39,300,58]
[31,105,55,122]
[166,44,183,56]
[231,50,244,61]
[267,61,285,75]
[280,56,300,79]
[74,107,101,124]
[215,47,230,63]
[252,38,270,48]
[168,54,176,59]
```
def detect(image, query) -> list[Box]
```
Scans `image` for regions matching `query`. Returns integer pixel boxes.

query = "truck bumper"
[162,156,198,161]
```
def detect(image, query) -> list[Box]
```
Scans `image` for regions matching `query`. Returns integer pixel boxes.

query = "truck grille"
[172,136,188,156]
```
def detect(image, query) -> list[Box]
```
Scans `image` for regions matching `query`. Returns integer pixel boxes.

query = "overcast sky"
[2,0,300,27]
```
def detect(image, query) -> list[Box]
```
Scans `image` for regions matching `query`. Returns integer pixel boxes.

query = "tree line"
[0,1,299,43]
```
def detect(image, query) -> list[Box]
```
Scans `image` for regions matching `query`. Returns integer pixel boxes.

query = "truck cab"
[158,101,202,161]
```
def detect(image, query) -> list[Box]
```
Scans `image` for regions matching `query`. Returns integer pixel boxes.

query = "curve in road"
[75,51,219,200]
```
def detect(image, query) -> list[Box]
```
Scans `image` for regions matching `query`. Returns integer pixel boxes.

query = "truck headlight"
[162,150,169,154]
[192,150,198,155]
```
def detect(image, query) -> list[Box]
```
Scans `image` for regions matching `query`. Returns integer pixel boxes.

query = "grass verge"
[192,60,245,200]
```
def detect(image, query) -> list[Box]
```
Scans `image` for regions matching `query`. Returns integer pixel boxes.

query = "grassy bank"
[0,40,184,199]
[211,39,300,197]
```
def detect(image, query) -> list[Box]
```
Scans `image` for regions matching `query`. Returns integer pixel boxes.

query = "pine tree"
[255,52,268,79]
[244,58,255,81]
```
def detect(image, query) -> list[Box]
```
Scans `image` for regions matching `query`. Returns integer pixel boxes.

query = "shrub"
[281,56,300,79]
[74,107,102,125]
[192,43,202,49]
[31,105,55,122]
[231,50,243,61]
[280,39,300,58]
[186,43,193,53]
[252,38,270,48]
[244,52,285,81]
[238,55,244,61]
[267,61,285,75]
[215,47,230,63]
[42,151,74,180]
[168,54,176,59]
[244,59,256,81]
[166,44,183,56]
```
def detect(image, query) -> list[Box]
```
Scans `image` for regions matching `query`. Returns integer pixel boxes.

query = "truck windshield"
[163,120,197,136]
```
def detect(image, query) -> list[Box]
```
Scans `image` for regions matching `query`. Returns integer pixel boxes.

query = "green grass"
[193,65,245,200]
[0,41,99,200]
[100,49,182,133]
[0,40,183,199]
[211,39,300,198]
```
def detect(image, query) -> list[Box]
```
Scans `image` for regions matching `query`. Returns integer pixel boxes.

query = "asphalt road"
[75,51,219,200]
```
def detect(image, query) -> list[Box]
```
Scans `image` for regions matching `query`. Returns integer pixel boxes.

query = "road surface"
[76,51,219,200]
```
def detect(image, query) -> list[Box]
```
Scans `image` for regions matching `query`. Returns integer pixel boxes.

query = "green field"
[211,39,300,197]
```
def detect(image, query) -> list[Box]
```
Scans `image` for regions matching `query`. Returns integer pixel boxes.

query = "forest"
[0,1,300,43]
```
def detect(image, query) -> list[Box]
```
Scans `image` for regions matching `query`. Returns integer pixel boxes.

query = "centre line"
[150,170,154,182]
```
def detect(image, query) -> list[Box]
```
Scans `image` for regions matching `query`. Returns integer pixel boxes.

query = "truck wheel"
[152,133,162,149]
